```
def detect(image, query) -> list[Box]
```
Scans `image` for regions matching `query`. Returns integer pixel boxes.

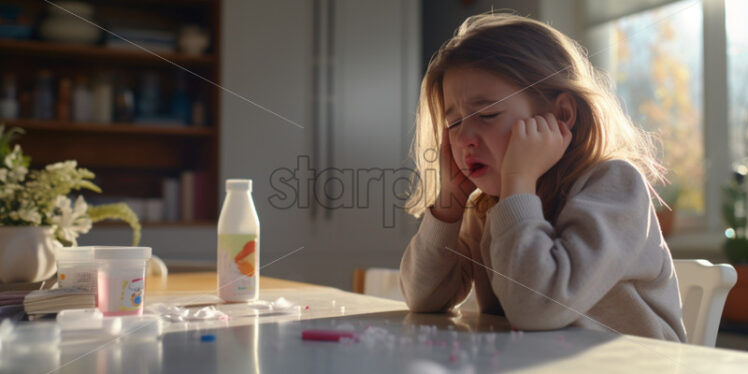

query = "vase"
[723,264,748,324]
[0,226,62,283]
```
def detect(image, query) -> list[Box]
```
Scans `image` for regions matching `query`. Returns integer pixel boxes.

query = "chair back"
[673,259,737,346]
[353,267,402,301]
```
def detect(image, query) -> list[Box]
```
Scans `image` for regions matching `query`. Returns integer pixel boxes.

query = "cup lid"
[91,246,152,260]
[57,246,95,261]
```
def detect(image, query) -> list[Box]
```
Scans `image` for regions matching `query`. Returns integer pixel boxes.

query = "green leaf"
[0,125,25,159]
[88,203,142,246]
[77,180,102,193]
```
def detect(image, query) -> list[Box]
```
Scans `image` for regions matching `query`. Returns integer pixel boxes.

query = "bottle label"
[218,234,259,300]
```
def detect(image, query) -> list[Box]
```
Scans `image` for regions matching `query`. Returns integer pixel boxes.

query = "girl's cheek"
[499,120,513,134]
[448,132,461,151]
[451,146,462,167]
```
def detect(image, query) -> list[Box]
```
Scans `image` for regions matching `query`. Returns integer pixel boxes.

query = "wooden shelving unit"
[0,0,222,224]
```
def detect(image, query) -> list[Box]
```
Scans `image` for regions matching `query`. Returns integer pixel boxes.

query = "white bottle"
[217,179,260,302]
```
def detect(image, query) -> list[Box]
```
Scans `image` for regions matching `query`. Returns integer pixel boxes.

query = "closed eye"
[479,112,500,119]
[447,120,462,129]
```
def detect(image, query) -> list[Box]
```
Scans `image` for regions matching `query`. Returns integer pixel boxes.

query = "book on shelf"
[179,170,209,222]
[180,171,194,221]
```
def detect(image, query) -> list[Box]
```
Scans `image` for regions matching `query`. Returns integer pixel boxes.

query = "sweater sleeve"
[484,160,658,330]
[399,207,476,312]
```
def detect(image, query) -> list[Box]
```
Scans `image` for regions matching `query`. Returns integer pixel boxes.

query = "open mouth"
[467,162,487,177]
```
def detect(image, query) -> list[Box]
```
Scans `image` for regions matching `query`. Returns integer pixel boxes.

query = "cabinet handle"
[324,0,335,221]
[311,0,321,220]
[311,0,336,221]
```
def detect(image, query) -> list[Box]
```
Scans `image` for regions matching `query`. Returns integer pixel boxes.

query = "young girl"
[399,13,687,342]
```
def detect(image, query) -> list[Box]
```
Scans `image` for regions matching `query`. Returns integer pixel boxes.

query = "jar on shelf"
[72,75,93,122]
[178,25,210,56]
[32,70,54,121]
[0,74,19,120]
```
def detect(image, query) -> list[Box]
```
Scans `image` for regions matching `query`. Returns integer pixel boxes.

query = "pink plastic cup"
[94,246,152,316]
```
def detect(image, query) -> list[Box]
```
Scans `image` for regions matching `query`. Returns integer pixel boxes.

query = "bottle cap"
[226,179,252,192]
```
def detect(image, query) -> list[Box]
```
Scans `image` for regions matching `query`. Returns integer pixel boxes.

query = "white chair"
[353,268,403,301]
[673,259,737,347]
[352,268,479,310]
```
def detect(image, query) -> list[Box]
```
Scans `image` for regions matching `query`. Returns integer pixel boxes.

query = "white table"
[5,274,748,373]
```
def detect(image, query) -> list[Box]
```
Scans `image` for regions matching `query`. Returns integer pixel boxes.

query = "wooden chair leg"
[352,268,365,294]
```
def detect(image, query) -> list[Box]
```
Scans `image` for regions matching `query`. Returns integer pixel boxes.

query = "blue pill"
[201,334,216,342]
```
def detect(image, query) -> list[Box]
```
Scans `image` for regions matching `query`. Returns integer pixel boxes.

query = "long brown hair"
[405,12,664,222]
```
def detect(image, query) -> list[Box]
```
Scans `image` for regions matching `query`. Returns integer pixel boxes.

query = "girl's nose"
[454,118,479,148]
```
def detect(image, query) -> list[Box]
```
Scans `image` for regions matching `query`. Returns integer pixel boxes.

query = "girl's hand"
[500,113,572,200]
[431,126,476,222]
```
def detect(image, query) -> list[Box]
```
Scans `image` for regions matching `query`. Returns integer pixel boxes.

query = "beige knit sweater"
[400,160,687,342]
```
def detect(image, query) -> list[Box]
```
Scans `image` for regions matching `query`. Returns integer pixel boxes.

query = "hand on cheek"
[499,113,572,200]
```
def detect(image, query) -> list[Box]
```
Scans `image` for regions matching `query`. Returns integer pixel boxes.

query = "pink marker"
[301,329,358,342]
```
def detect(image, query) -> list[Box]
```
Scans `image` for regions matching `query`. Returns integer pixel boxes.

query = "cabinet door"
[324,0,421,252]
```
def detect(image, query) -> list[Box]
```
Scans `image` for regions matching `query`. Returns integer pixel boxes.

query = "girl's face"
[443,67,539,197]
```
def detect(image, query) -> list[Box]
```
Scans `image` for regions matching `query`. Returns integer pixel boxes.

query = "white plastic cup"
[56,247,97,293]
[93,246,152,316]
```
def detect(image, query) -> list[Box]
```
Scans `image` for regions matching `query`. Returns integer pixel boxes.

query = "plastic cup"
[56,247,97,293]
[93,246,152,316]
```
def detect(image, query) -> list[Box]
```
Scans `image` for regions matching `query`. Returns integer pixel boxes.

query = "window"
[589,0,704,219]
[587,0,743,242]
[727,0,748,168]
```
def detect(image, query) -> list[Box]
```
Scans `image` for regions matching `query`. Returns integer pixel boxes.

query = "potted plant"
[0,125,140,283]
[720,171,748,323]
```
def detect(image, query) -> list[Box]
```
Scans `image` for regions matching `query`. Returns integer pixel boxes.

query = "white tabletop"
[4,285,748,373]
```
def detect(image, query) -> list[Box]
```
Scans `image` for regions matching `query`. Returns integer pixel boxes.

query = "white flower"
[0,185,15,199]
[8,200,42,225]
[3,152,14,169]
[17,207,42,225]
[5,145,22,167]
[45,160,77,172]
[8,167,26,183]
[0,168,7,183]
[50,195,92,246]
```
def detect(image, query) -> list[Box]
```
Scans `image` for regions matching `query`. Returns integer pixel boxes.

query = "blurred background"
[0,0,742,291]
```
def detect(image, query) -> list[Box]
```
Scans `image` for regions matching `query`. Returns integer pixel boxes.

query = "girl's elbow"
[406,301,450,313]
[401,291,452,313]
[399,281,449,313]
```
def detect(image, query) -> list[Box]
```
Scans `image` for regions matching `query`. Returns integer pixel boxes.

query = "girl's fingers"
[525,117,537,134]
[534,115,549,133]
[544,113,559,134]
[514,119,526,136]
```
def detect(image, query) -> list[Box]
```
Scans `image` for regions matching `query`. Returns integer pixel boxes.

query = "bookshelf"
[0,0,222,226]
